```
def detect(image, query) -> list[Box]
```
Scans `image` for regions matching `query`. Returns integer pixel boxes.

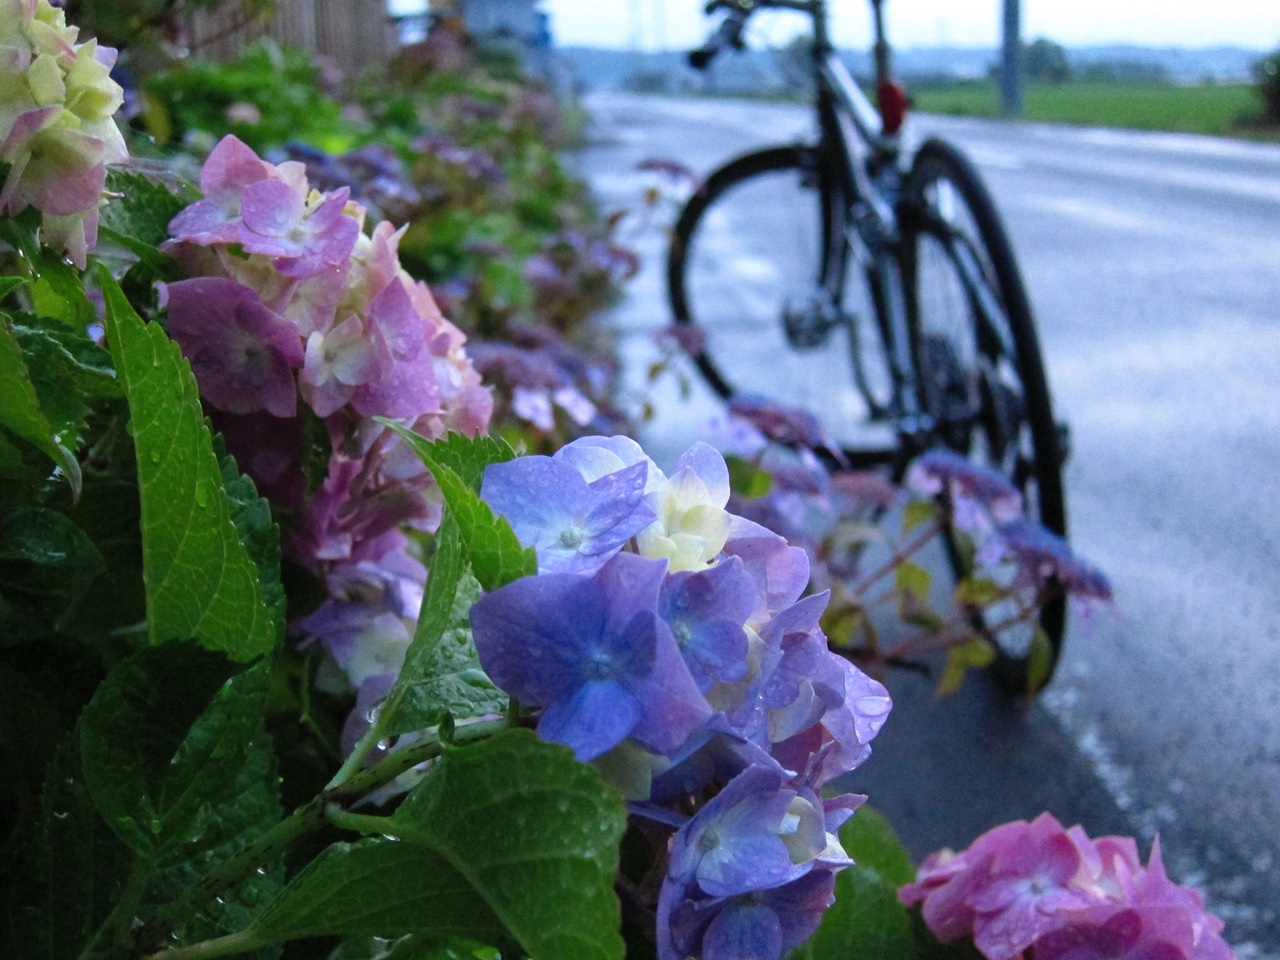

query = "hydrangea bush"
[0,8,1238,960]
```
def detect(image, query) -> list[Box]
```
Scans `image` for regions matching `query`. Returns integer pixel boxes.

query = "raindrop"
[194,483,209,507]
[254,866,268,876]
[376,738,393,752]
[52,811,69,820]
[365,704,382,724]
[149,451,161,463]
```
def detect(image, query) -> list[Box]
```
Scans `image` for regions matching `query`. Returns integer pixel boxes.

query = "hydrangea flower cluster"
[162,134,492,708]
[0,0,127,267]
[900,813,1235,960]
[470,436,894,960]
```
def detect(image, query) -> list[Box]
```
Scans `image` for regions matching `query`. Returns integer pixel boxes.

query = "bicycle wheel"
[668,145,894,450]
[903,137,1068,695]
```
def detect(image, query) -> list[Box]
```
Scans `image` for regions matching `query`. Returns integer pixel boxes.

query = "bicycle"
[666,0,1070,693]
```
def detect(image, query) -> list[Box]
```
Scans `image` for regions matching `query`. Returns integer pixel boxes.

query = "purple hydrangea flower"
[239,178,361,278]
[480,455,656,575]
[908,448,1023,530]
[981,520,1114,603]
[665,868,839,960]
[164,277,304,417]
[722,515,810,621]
[168,134,273,244]
[658,556,756,692]
[657,764,859,960]
[469,552,711,761]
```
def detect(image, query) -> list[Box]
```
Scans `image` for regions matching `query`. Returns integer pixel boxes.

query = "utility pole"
[999,0,1022,116]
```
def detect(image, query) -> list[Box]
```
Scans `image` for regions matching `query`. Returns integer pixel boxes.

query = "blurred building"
[454,0,557,80]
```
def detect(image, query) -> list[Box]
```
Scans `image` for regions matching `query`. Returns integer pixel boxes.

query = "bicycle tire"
[667,145,894,445]
[903,137,1068,695]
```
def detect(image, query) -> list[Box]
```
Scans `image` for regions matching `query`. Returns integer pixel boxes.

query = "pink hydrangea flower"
[900,815,1236,960]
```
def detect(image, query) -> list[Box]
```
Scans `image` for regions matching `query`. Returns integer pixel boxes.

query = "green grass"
[910,81,1274,138]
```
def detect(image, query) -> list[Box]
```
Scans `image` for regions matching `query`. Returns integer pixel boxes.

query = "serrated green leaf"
[378,423,536,591]
[147,725,285,960]
[101,168,198,250]
[407,430,520,490]
[389,729,626,960]
[381,527,505,737]
[0,316,81,489]
[79,642,244,855]
[726,455,773,500]
[0,216,95,330]
[798,807,918,960]
[248,839,506,944]
[903,499,937,533]
[216,437,286,647]
[99,269,275,659]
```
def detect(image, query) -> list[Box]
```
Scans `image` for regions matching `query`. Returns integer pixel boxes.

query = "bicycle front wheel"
[904,137,1068,695]
[667,145,894,449]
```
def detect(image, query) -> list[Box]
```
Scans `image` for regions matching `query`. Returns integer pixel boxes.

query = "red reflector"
[877,80,909,134]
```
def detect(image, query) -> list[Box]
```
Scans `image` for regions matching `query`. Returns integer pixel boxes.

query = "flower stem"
[850,516,944,600]
[140,928,266,960]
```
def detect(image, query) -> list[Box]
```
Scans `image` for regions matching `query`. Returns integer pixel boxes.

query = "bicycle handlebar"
[688,10,748,70]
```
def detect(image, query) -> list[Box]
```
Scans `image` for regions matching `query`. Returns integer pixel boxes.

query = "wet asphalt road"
[574,92,1280,955]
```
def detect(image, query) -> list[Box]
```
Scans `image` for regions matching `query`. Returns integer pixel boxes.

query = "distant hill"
[557,44,1267,94]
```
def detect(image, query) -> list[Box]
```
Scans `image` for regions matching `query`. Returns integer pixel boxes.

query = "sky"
[536,0,1280,50]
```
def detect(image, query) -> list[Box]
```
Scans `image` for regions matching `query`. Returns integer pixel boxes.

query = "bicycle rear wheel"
[903,137,1068,695]
[667,145,894,450]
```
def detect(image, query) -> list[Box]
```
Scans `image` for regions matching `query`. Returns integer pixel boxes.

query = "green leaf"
[380,524,505,738]
[0,316,81,490]
[896,561,931,601]
[147,725,285,958]
[840,806,916,887]
[0,506,106,624]
[389,729,626,960]
[3,726,131,960]
[1026,627,1054,694]
[953,577,1003,607]
[799,806,918,960]
[248,839,506,944]
[99,268,276,659]
[0,275,26,300]
[903,499,937,533]
[378,423,536,591]
[936,636,996,697]
[216,437,286,647]
[726,455,773,500]
[409,430,520,490]
[78,642,248,856]
[101,168,198,250]
[0,216,95,330]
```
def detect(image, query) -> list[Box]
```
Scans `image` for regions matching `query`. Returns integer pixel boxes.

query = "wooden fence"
[186,0,398,75]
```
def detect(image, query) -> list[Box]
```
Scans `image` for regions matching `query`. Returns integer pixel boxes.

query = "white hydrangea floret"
[636,442,732,573]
